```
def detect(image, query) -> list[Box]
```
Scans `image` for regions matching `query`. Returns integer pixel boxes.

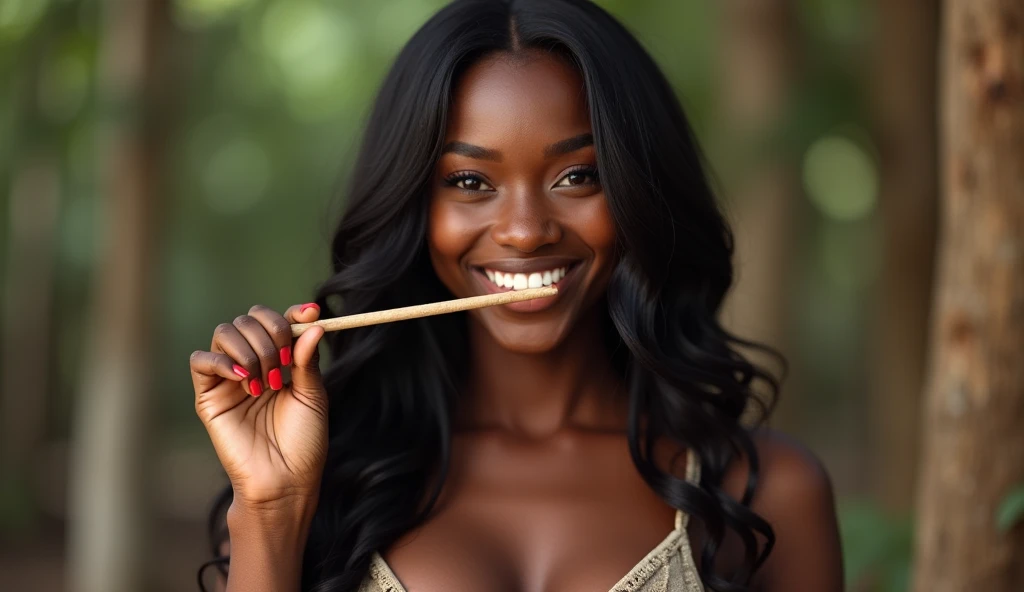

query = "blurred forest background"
[0,0,1021,591]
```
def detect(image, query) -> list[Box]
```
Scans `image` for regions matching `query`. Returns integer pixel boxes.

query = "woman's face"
[428,50,617,354]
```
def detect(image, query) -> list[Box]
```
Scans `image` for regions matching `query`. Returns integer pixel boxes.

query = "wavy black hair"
[200,1,784,590]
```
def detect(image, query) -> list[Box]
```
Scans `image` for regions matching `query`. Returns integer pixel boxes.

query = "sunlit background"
[0,0,946,590]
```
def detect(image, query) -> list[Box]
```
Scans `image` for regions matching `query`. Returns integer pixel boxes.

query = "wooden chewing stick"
[290,286,559,337]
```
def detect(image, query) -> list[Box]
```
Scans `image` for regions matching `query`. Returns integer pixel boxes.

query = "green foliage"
[996,484,1024,533]
[838,500,913,592]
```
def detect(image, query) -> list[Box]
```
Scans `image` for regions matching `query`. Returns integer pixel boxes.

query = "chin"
[475,313,574,354]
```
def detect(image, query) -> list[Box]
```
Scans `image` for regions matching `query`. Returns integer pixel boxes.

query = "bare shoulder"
[722,428,844,591]
[750,428,835,510]
[719,427,834,507]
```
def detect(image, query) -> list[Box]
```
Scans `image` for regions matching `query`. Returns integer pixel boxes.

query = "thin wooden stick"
[291,286,559,337]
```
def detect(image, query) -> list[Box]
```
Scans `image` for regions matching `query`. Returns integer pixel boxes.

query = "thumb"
[290,325,325,397]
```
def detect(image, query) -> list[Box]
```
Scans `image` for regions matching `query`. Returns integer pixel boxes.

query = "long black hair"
[200,1,783,590]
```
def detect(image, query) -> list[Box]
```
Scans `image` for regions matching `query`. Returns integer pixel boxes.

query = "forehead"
[445,51,591,143]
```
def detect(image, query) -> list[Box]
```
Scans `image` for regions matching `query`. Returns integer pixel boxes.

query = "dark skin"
[190,50,842,592]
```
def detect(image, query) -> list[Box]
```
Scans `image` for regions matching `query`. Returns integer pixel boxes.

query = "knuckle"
[269,318,291,338]
[238,353,259,369]
[213,323,233,338]
[233,315,252,327]
[255,343,278,360]
[189,350,205,364]
[248,304,269,315]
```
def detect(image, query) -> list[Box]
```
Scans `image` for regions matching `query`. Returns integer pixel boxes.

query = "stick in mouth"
[290,286,559,337]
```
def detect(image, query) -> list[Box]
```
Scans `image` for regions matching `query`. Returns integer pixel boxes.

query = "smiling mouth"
[474,263,578,292]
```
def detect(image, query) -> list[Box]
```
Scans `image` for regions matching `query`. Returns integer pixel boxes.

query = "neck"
[457,307,626,439]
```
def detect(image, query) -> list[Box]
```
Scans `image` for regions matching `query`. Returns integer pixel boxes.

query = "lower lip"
[473,266,580,313]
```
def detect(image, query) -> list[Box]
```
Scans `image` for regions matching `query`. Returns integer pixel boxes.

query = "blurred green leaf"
[839,500,914,592]
[996,484,1024,533]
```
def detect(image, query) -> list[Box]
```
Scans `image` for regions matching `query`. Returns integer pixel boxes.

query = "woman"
[189,0,843,590]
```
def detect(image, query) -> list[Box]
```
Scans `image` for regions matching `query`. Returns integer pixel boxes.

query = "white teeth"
[483,265,571,290]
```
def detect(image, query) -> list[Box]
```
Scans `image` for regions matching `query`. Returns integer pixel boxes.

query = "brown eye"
[444,173,494,192]
[554,166,599,188]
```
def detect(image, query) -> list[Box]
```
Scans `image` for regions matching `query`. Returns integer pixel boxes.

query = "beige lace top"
[358,449,705,592]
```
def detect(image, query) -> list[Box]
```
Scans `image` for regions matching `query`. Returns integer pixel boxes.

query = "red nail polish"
[280,346,292,366]
[232,365,249,379]
[249,378,262,396]
[268,368,283,390]
[300,303,320,313]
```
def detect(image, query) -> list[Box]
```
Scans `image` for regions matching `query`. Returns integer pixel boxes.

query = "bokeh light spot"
[174,0,255,29]
[0,0,49,43]
[803,134,878,222]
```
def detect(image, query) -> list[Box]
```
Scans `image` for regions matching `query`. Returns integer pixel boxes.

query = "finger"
[189,350,246,394]
[290,325,325,399]
[211,322,263,396]
[248,304,294,368]
[284,302,321,325]
[232,314,281,393]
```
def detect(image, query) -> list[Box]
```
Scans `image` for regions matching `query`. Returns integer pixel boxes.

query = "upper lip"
[471,256,581,274]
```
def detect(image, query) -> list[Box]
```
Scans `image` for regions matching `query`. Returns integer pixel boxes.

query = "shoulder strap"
[675,448,702,530]
[684,447,701,485]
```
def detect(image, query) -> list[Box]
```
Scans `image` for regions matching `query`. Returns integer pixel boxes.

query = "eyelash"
[442,165,600,193]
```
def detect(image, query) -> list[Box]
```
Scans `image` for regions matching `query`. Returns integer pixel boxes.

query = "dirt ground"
[0,519,210,592]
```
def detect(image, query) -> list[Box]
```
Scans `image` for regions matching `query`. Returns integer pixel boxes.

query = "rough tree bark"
[867,0,939,511]
[913,0,1024,588]
[66,1,170,591]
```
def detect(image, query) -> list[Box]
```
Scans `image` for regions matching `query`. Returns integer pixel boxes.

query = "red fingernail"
[300,303,320,313]
[232,365,249,379]
[268,368,283,390]
[280,346,292,366]
[249,378,262,396]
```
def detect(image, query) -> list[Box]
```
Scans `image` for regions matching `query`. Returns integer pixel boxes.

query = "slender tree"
[67,1,171,590]
[913,0,1024,588]
[0,10,61,530]
[716,0,801,427]
[867,0,939,511]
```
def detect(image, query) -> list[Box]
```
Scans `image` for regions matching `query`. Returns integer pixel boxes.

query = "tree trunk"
[866,0,939,511]
[66,1,170,591]
[0,157,60,529]
[716,0,801,427]
[0,6,64,534]
[913,0,1024,588]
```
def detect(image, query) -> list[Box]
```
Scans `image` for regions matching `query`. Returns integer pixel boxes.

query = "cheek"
[428,200,478,278]
[576,198,618,262]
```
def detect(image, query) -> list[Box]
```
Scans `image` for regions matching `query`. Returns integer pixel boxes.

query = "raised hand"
[189,303,328,510]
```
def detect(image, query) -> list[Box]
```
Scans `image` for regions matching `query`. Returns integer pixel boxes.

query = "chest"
[379,433,688,592]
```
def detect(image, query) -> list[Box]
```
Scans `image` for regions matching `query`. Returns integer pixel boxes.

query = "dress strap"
[684,447,701,485]
[675,448,702,530]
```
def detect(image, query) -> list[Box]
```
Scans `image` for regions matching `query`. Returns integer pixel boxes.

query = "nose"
[489,188,562,253]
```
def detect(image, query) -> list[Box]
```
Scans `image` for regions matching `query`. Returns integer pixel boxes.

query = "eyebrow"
[440,133,594,162]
